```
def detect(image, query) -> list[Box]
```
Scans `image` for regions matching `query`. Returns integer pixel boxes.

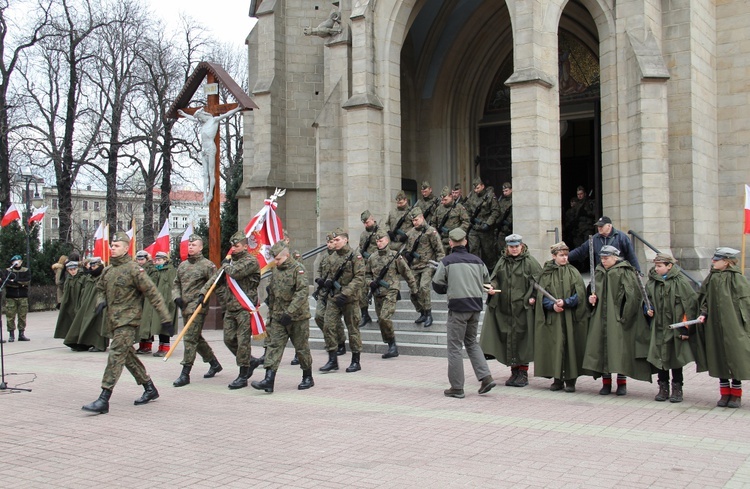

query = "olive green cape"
[64,274,109,351]
[53,273,85,339]
[139,263,178,339]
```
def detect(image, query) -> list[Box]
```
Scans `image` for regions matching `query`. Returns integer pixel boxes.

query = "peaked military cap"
[331,227,348,239]
[550,242,569,254]
[440,186,451,198]
[449,228,466,241]
[135,250,150,259]
[653,253,675,264]
[89,257,102,265]
[229,231,247,245]
[270,241,288,257]
[505,234,523,246]
[395,190,407,201]
[408,207,423,220]
[112,232,130,245]
[421,181,431,189]
[361,210,372,222]
[599,245,620,257]
[374,229,388,241]
[713,247,740,260]
[155,251,169,260]
[188,234,203,243]
[65,260,79,269]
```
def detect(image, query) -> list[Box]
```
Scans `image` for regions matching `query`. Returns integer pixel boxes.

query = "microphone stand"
[0,268,32,392]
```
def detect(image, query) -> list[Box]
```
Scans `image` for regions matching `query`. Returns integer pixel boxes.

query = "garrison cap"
[440,186,451,198]
[374,229,389,241]
[135,250,150,259]
[713,247,740,260]
[472,176,484,187]
[505,234,523,246]
[502,182,512,190]
[65,261,79,269]
[408,207,423,220]
[325,232,334,242]
[595,216,612,227]
[112,232,130,245]
[155,251,169,260]
[331,227,348,239]
[550,242,569,254]
[421,181,431,189]
[270,241,288,257]
[653,253,675,264]
[452,183,461,191]
[599,245,620,257]
[229,231,247,245]
[10,254,21,262]
[449,228,466,241]
[395,190,407,201]
[188,234,203,243]
[360,210,372,222]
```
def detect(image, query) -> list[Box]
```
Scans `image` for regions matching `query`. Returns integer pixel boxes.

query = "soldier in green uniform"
[82,232,172,415]
[3,255,31,342]
[138,251,178,357]
[201,231,262,390]
[318,228,365,373]
[365,230,418,358]
[430,186,470,256]
[135,250,158,354]
[385,191,413,251]
[251,241,314,393]
[451,183,467,206]
[313,234,347,358]
[53,260,85,343]
[358,210,379,327]
[465,177,501,270]
[404,207,445,328]
[172,235,223,387]
[416,181,440,223]
[496,182,513,253]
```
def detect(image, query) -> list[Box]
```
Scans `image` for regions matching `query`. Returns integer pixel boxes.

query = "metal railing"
[628,230,702,288]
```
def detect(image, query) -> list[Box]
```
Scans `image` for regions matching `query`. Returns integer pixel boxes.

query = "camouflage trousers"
[468,230,499,271]
[323,300,361,352]
[265,318,312,372]
[315,299,345,344]
[410,268,434,312]
[5,297,28,332]
[180,311,217,367]
[223,309,254,367]
[101,326,150,390]
[374,289,399,343]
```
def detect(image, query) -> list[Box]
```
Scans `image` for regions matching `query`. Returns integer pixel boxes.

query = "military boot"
[336,342,347,356]
[136,341,152,354]
[257,348,266,365]
[615,379,627,396]
[669,382,683,403]
[513,369,529,387]
[173,365,192,387]
[345,352,361,373]
[599,379,612,395]
[290,353,300,365]
[359,307,372,327]
[505,367,519,386]
[249,356,263,377]
[382,340,399,359]
[298,369,314,390]
[17,331,29,341]
[250,369,276,393]
[134,380,159,405]
[654,381,669,402]
[82,388,112,414]
[564,379,577,393]
[550,379,564,391]
[228,366,251,389]
[204,358,223,378]
[8,331,14,342]
[415,310,427,324]
[319,351,339,372]
[728,387,742,408]
[423,309,433,328]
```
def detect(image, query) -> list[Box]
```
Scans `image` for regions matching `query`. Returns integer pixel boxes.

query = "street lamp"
[18,169,43,275]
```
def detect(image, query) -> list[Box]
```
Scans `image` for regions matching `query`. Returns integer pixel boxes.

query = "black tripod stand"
[0,269,32,392]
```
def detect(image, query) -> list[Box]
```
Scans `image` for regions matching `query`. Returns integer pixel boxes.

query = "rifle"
[422,197,440,222]
[436,201,457,237]
[360,226,378,259]
[319,252,355,301]
[532,280,558,302]
[403,229,426,266]
[466,194,488,235]
[312,269,330,301]
[635,270,653,313]
[497,200,512,231]
[588,235,596,296]
[367,244,406,304]
[388,203,417,243]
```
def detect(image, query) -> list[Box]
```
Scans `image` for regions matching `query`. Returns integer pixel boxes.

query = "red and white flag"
[243,188,285,271]
[126,217,136,257]
[1,204,21,227]
[145,219,170,257]
[180,223,194,261]
[744,184,750,234]
[93,223,107,261]
[28,206,48,225]
[226,274,266,339]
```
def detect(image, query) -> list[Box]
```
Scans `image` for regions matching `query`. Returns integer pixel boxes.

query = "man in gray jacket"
[432,228,496,398]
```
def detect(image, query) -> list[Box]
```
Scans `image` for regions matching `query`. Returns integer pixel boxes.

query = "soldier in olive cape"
[82,233,172,415]
[385,190,413,251]
[172,235,223,387]
[481,234,542,387]
[53,260,85,343]
[465,177,501,270]
[583,245,653,396]
[532,242,590,392]
[135,250,158,354]
[251,241,314,393]
[64,257,109,352]
[313,234,347,361]
[404,207,445,328]
[430,186,470,256]
[697,247,750,408]
[645,253,698,403]
[200,231,262,390]
[318,228,366,374]
[365,229,418,359]
[139,251,178,357]
[358,210,379,327]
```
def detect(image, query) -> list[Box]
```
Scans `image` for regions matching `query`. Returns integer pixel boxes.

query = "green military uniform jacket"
[173,254,217,316]
[532,260,591,379]
[582,260,653,381]
[326,244,365,304]
[268,257,311,322]
[54,272,85,338]
[202,249,261,312]
[359,224,379,260]
[430,202,470,244]
[65,273,108,348]
[645,265,698,371]
[465,188,500,231]
[139,263,178,338]
[97,254,171,332]
[386,205,413,250]
[496,194,513,240]
[366,248,417,298]
[404,224,445,270]
[416,194,440,222]
[695,265,750,379]
[480,245,542,365]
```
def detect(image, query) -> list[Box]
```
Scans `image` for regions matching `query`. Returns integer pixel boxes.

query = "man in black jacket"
[4,255,31,342]
[568,216,641,272]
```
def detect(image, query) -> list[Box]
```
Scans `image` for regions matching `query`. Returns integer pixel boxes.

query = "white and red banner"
[243,188,285,271]
[93,223,109,263]
[145,219,170,257]
[1,204,21,227]
[744,184,750,234]
[180,223,194,261]
[226,274,266,338]
[28,206,48,225]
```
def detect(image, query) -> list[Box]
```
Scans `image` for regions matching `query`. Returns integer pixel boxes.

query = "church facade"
[241,0,750,274]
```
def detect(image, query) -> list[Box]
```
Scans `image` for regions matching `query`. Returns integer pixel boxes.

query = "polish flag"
[28,206,48,225]
[243,189,285,272]
[144,219,170,257]
[744,184,750,234]
[126,218,136,257]
[93,223,107,261]
[226,274,266,339]
[1,204,20,227]
[180,223,194,261]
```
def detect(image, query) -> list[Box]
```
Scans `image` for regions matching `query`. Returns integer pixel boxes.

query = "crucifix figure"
[178,106,241,205]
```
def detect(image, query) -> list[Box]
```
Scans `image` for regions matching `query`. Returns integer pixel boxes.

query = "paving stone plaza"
[2,310,750,487]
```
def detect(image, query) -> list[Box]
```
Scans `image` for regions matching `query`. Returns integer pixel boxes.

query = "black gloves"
[278,314,292,326]
[315,278,324,287]
[197,294,206,307]
[95,302,107,315]
[369,281,379,292]
[478,223,489,231]
[333,294,348,308]
[174,297,186,310]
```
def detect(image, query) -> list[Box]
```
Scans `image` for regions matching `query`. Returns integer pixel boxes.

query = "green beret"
[229,231,247,246]
[361,210,372,222]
